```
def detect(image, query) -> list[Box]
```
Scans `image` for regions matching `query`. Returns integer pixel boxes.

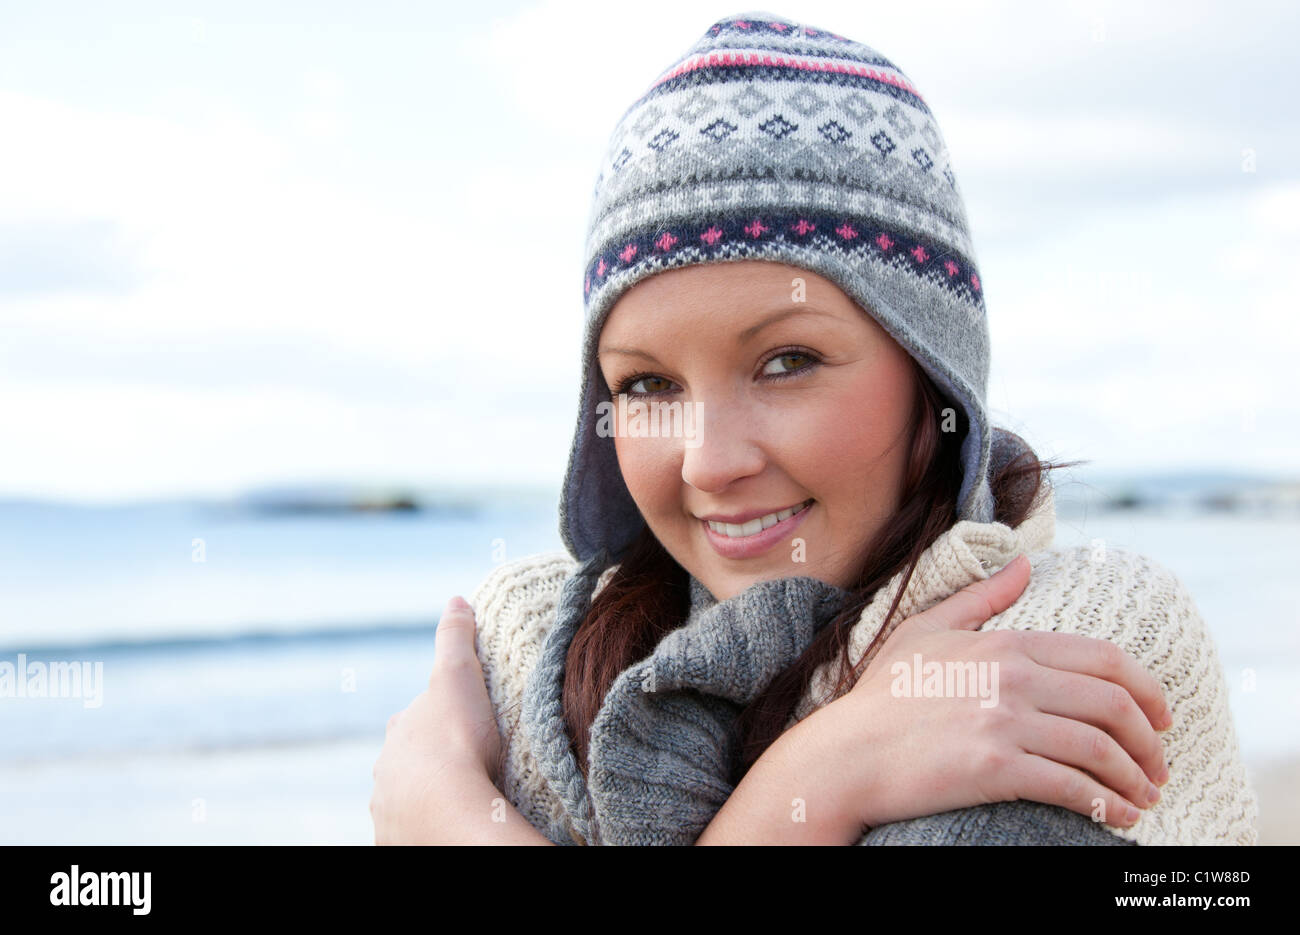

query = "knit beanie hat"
[560,10,997,564]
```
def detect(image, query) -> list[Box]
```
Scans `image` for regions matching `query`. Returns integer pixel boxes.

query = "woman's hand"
[800,554,1172,835]
[370,594,503,845]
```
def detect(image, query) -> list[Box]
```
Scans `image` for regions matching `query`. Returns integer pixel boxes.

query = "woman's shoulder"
[1018,540,1191,595]
[992,543,1259,845]
[469,550,580,620]
[1009,543,1210,648]
[468,550,580,678]
[997,543,1224,745]
[467,550,583,842]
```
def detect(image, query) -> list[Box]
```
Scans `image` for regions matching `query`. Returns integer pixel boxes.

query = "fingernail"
[449,595,470,611]
[1157,763,1170,785]
[1125,804,1140,823]
[1146,782,1160,806]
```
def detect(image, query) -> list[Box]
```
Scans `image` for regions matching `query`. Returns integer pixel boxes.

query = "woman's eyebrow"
[738,306,839,342]
[599,307,839,363]
[598,345,663,364]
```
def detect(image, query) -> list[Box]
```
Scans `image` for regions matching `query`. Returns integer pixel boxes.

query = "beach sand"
[1247,757,1300,845]
[2,741,1295,844]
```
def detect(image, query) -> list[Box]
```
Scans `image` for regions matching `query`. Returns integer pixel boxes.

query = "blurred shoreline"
[1,469,1295,844]
[1050,469,1300,518]
[1,738,1290,845]
[3,468,1296,518]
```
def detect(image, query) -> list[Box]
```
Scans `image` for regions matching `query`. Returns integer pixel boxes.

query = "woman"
[370,10,1258,845]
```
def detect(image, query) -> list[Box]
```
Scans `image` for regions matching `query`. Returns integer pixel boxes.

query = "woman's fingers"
[1014,630,1172,736]
[431,595,479,686]
[1008,752,1145,829]
[428,595,499,772]
[1022,660,1168,786]
[1022,712,1160,817]
[903,553,1032,636]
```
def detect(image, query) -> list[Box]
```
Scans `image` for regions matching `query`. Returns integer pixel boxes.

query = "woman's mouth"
[698,498,815,560]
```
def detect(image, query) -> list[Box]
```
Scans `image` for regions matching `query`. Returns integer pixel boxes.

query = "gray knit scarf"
[522,445,1138,847]
[520,564,1136,846]
[521,562,852,846]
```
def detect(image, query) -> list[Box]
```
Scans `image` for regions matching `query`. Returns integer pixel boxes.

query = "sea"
[0,481,1295,843]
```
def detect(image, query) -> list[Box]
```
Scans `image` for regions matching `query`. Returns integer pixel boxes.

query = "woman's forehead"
[607,263,849,316]
[600,263,866,340]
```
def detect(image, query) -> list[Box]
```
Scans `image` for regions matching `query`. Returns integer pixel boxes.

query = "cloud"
[1,2,1297,500]
[0,218,140,297]
[984,178,1300,471]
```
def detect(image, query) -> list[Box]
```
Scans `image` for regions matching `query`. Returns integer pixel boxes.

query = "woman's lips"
[700,499,814,560]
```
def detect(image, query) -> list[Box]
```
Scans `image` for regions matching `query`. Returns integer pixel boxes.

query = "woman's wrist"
[697,707,867,845]
[414,766,554,845]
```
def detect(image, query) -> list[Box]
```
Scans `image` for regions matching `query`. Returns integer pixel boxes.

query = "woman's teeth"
[705,499,813,538]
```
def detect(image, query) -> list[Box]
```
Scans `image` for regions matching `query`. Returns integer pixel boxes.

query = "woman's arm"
[373,593,559,845]
[856,801,1137,845]
[696,709,1142,845]
[423,768,556,846]
[701,557,1170,845]
[697,704,863,845]
[696,702,1144,846]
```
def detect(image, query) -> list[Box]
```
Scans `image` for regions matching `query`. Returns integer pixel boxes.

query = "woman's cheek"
[613,430,681,516]
[778,368,912,492]
[755,386,866,473]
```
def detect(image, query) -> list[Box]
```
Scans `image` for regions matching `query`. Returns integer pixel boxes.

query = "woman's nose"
[679,396,766,493]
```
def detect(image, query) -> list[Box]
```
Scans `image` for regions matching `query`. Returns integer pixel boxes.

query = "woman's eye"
[761,352,814,376]
[623,375,673,395]
[614,352,817,396]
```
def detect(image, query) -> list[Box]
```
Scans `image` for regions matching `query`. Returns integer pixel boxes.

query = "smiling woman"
[597,261,919,599]
[373,9,1258,846]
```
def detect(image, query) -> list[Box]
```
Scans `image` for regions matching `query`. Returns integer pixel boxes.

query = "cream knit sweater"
[470,482,1259,845]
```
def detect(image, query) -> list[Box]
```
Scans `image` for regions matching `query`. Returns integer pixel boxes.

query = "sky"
[1,0,1297,502]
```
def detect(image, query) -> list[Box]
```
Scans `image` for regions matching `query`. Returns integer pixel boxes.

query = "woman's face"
[596,260,918,601]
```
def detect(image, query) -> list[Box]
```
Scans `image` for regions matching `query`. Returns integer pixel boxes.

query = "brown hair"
[562,359,1083,781]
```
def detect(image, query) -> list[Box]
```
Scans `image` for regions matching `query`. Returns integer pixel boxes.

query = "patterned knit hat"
[560,10,996,563]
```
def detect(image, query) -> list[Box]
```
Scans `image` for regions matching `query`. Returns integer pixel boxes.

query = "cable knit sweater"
[469,481,1259,845]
